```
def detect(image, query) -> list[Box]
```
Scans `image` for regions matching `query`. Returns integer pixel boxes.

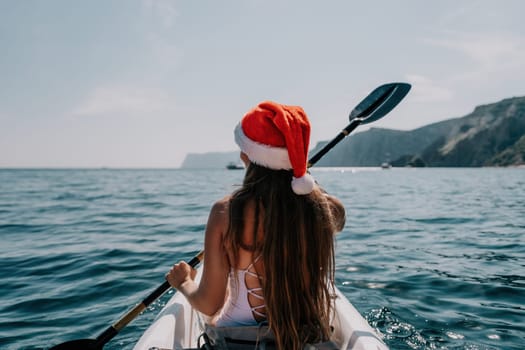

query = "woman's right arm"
[325,193,346,232]
[315,184,346,232]
[166,197,231,316]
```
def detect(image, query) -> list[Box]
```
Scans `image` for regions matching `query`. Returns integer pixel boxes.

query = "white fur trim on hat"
[234,123,292,170]
[291,173,315,195]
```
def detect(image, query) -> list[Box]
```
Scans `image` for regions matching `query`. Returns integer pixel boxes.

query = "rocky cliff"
[310,96,525,167]
[181,96,525,168]
[418,97,525,166]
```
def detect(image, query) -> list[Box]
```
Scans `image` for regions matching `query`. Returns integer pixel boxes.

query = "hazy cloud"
[142,0,179,29]
[141,0,181,73]
[405,75,454,103]
[72,85,175,117]
[427,33,525,73]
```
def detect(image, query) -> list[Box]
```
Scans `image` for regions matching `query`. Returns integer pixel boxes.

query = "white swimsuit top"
[215,256,266,327]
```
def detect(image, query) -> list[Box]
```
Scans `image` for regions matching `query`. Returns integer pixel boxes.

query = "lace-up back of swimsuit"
[215,255,266,327]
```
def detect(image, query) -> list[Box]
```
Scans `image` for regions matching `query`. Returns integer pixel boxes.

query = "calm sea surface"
[0,168,524,350]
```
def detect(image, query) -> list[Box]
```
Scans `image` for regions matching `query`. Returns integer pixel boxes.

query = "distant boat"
[226,162,244,170]
[382,151,392,169]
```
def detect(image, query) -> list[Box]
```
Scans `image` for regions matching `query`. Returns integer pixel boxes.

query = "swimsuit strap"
[243,254,264,280]
[247,287,264,299]
[243,254,266,319]
[251,305,267,318]
[243,254,262,272]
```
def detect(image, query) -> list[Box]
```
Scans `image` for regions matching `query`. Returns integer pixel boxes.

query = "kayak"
[133,267,388,350]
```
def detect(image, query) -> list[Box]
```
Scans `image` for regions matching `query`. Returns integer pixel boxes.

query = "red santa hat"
[234,101,315,195]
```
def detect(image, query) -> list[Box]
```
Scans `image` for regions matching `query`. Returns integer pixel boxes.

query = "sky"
[1,0,524,168]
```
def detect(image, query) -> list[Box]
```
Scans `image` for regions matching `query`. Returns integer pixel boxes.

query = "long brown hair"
[224,163,339,350]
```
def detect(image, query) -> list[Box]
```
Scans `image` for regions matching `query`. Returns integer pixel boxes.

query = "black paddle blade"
[49,338,101,350]
[349,82,411,124]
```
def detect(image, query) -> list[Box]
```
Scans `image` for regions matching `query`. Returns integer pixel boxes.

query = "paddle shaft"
[308,119,361,167]
[95,251,204,347]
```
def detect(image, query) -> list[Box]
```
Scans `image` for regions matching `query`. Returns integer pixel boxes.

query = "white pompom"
[291,173,315,195]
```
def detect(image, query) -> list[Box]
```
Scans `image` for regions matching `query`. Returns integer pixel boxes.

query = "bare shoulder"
[207,195,231,228]
[210,195,230,215]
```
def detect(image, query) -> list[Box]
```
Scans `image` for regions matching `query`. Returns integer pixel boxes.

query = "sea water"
[0,168,523,350]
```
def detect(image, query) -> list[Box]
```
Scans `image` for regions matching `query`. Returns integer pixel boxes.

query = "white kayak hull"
[133,269,388,350]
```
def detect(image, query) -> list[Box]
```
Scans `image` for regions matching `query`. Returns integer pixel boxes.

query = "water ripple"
[0,168,524,349]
